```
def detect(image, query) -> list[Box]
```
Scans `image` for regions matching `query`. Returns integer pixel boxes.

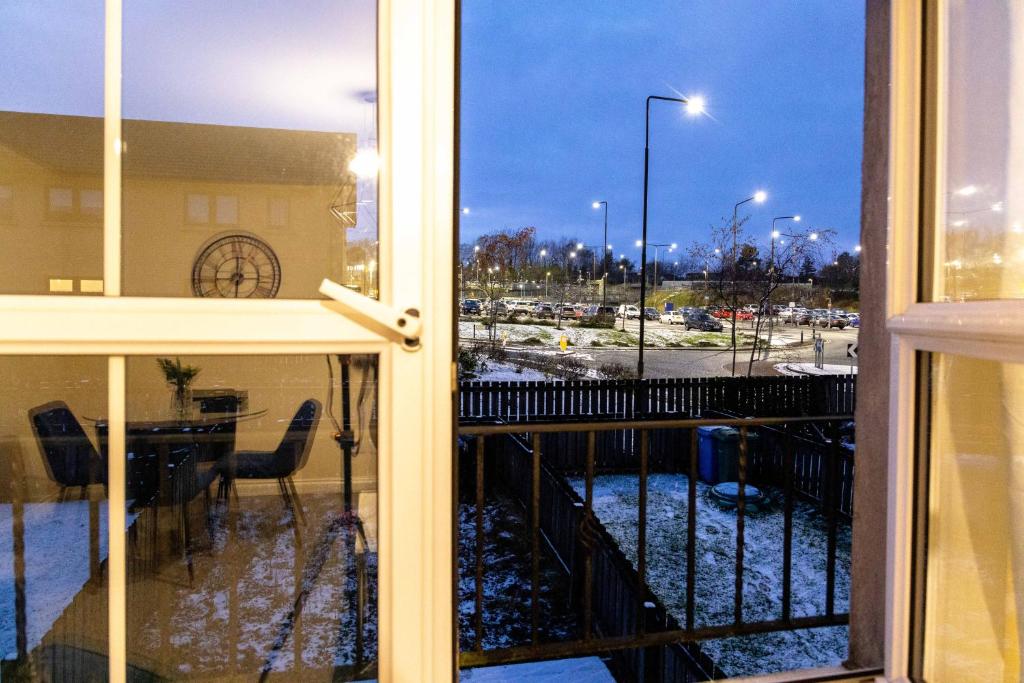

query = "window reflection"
[121,354,379,681]
[938,3,1024,301]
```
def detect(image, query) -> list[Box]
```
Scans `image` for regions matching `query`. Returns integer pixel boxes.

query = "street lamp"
[593,200,610,307]
[636,239,676,299]
[765,215,802,358]
[729,190,768,375]
[637,92,706,379]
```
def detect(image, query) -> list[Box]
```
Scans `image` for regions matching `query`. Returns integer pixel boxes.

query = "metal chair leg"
[286,477,306,527]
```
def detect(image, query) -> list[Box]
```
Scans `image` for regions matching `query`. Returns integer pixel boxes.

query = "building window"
[215,195,238,225]
[0,185,12,222]
[185,193,210,224]
[80,189,102,217]
[268,197,289,227]
[47,187,74,217]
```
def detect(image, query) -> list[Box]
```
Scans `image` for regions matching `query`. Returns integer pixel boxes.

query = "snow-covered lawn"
[567,473,851,678]
[459,321,756,349]
[0,501,114,660]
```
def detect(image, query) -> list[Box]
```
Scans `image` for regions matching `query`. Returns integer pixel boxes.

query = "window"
[214,194,238,225]
[47,187,74,217]
[186,193,211,224]
[0,185,12,222]
[268,197,289,227]
[80,189,102,217]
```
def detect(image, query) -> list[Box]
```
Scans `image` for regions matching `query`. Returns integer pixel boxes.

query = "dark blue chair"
[215,399,321,533]
[28,401,106,501]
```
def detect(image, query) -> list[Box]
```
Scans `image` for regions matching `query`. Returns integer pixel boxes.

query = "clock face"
[191,234,281,298]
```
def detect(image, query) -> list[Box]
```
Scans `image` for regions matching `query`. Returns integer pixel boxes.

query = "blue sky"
[459,1,866,260]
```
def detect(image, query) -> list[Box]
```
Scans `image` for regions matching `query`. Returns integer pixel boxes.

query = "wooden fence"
[459,375,856,423]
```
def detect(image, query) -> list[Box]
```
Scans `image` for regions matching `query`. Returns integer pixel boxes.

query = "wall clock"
[191,233,282,298]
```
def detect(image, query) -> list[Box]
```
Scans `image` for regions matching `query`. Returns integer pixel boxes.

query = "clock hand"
[234,257,241,297]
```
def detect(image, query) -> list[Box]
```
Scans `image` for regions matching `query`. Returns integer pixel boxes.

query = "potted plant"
[157,357,201,419]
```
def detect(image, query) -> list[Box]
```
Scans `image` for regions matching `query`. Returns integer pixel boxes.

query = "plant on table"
[157,357,201,419]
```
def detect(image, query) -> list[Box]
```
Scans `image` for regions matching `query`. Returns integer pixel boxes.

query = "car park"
[581,305,616,323]
[532,303,555,319]
[617,304,641,319]
[660,310,686,325]
[685,312,724,332]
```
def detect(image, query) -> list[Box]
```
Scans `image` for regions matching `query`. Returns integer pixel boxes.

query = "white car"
[617,304,641,319]
[660,310,685,325]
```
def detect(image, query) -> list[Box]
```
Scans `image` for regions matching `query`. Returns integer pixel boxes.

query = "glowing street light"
[593,200,610,307]
[637,91,707,378]
[462,207,471,215]
[854,244,862,253]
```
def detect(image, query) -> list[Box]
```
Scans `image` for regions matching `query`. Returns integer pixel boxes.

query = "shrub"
[575,318,615,329]
[457,345,487,380]
[599,361,637,380]
[521,336,544,346]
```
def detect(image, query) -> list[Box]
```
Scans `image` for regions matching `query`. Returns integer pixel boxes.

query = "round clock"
[191,234,282,298]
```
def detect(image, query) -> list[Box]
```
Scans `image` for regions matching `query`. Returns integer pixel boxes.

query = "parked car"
[846,313,860,328]
[779,307,802,322]
[713,307,753,321]
[643,307,659,321]
[660,310,686,325]
[581,305,617,323]
[617,304,641,319]
[796,310,816,326]
[461,299,481,315]
[532,303,555,319]
[818,312,848,329]
[685,312,724,332]
[488,301,508,316]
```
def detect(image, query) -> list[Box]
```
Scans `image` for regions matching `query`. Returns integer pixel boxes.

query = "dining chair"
[216,399,321,541]
[28,401,106,501]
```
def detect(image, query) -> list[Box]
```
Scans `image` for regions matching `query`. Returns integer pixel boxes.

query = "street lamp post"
[593,201,609,308]
[638,240,676,300]
[638,93,705,378]
[764,215,805,359]
[729,191,768,375]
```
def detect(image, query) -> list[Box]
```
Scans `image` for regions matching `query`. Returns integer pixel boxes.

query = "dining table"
[89,410,267,577]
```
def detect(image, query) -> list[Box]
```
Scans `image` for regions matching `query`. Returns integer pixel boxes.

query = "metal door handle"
[319,278,421,350]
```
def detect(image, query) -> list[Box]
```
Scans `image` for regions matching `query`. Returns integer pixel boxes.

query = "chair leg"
[277,479,302,549]
[286,477,306,527]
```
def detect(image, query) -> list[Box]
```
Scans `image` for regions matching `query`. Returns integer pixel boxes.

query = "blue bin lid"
[710,482,764,505]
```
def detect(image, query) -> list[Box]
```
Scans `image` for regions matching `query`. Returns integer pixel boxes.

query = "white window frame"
[0,0,455,681]
[884,3,1024,681]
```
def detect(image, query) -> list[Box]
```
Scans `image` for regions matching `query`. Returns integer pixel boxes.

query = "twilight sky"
[459,1,866,261]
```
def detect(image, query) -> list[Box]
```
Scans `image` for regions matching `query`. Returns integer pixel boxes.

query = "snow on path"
[568,473,851,678]
[462,656,614,681]
[775,363,858,376]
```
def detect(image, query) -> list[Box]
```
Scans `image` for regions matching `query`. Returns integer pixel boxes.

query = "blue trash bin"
[697,427,759,484]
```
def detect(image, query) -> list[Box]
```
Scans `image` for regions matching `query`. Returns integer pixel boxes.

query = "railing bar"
[458,613,853,668]
[782,423,795,622]
[583,430,595,640]
[734,426,748,625]
[637,429,649,635]
[458,414,854,435]
[474,435,486,651]
[531,432,541,645]
[826,421,840,617]
[686,427,698,632]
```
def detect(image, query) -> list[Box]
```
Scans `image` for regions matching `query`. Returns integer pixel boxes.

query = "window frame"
[884,2,1024,680]
[0,0,455,681]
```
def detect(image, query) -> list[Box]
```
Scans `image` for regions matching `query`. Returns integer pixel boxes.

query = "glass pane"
[0,3,105,295]
[122,1,379,299]
[935,3,1024,301]
[0,357,108,678]
[924,354,1022,680]
[121,354,378,680]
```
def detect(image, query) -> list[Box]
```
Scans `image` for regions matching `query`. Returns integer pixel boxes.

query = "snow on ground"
[0,501,114,660]
[458,321,760,349]
[462,656,614,682]
[568,474,851,679]
[775,363,858,376]
[472,361,549,382]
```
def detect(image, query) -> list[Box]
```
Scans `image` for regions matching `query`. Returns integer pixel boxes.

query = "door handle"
[319,278,421,350]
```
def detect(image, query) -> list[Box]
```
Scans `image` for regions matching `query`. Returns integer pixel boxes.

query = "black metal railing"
[459,375,856,423]
[458,414,853,678]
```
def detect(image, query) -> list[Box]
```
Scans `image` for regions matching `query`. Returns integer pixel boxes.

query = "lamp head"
[670,242,678,250]
[772,230,781,239]
[576,242,584,250]
[794,215,801,222]
[854,245,862,253]
[685,95,706,116]
[635,239,643,248]
[592,201,601,209]
[809,232,819,241]
[753,190,768,204]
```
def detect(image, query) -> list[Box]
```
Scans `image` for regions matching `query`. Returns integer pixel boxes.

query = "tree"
[798,255,816,280]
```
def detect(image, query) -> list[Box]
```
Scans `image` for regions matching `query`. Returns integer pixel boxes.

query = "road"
[570,320,859,378]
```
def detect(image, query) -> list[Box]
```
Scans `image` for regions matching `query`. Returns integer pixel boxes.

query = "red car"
[711,308,753,321]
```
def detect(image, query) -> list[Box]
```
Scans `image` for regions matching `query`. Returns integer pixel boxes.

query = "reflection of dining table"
[92,411,267,509]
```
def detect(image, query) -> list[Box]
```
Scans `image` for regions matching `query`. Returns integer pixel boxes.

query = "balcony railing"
[458,413,856,680]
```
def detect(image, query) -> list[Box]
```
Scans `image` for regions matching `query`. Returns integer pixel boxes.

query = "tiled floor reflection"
[125,491,378,680]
